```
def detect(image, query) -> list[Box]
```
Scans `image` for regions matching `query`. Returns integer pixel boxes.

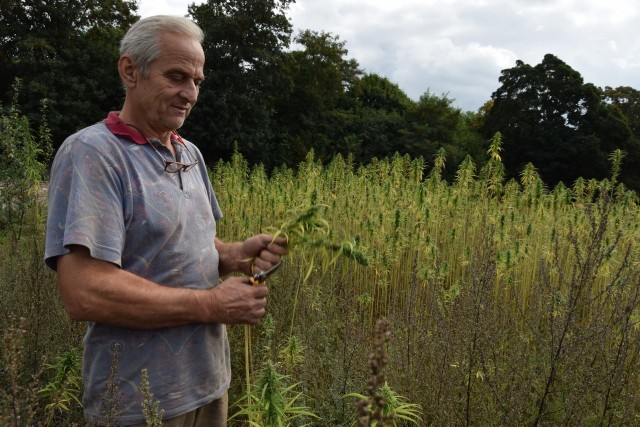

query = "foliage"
[604,86,640,189]
[0,0,463,174]
[272,30,363,165]
[238,197,371,424]
[399,91,462,162]
[0,80,52,239]
[0,316,43,426]
[355,74,413,113]
[96,344,123,426]
[186,0,295,166]
[269,200,370,339]
[0,87,85,425]
[272,203,371,270]
[346,318,423,426]
[37,348,82,426]
[0,0,139,146]
[4,2,640,188]
[231,360,317,426]
[214,150,640,425]
[347,383,423,427]
[483,54,636,189]
[140,368,164,427]
[605,85,640,137]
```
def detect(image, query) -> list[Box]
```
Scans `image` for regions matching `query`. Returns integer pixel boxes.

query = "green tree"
[604,86,640,189]
[341,74,411,164]
[398,91,462,170]
[272,30,362,165]
[452,111,488,170]
[483,54,634,188]
[604,86,640,137]
[355,73,412,113]
[0,0,139,148]
[185,0,294,167]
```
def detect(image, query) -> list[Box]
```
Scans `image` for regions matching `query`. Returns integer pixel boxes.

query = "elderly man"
[45,15,286,426]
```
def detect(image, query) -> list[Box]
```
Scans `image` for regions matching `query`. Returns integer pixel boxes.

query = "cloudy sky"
[137,0,640,112]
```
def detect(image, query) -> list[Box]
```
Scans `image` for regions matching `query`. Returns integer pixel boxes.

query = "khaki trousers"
[128,392,228,427]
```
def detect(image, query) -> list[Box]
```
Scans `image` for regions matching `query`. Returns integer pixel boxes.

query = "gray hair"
[120,15,204,77]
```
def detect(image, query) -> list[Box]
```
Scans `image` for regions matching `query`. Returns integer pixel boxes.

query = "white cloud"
[137,0,205,18]
[390,38,517,107]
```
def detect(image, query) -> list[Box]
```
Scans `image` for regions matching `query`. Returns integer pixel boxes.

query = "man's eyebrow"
[164,68,205,82]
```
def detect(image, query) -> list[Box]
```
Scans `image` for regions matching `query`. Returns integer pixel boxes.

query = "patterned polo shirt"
[45,112,230,425]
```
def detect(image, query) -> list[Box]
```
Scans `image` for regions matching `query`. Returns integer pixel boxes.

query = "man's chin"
[164,118,186,131]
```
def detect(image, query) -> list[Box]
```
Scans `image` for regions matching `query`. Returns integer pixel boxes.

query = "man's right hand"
[205,276,269,325]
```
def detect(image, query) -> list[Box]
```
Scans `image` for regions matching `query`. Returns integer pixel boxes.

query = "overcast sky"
[137,0,640,112]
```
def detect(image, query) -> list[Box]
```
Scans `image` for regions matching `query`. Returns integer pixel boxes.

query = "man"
[44,15,287,426]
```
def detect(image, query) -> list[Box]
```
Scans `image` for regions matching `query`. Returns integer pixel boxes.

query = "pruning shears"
[249,260,283,286]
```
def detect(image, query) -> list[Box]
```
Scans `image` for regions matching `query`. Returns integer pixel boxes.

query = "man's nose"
[180,80,199,104]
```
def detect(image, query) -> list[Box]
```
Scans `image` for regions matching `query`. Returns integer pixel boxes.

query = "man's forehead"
[155,43,204,70]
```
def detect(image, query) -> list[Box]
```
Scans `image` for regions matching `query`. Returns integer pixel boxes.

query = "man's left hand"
[239,234,288,277]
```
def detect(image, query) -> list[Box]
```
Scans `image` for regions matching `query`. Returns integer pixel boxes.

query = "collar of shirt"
[104,111,184,146]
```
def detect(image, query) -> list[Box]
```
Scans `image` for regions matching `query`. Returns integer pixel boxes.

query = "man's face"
[133,31,205,134]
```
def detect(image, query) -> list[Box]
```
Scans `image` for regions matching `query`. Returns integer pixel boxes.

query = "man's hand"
[205,234,287,325]
[216,234,288,277]
[205,276,269,325]
[240,234,288,277]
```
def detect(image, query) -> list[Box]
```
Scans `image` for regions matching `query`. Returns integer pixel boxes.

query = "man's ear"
[118,55,138,88]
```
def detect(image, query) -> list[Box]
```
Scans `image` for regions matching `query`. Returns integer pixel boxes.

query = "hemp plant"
[230,360,317,427]
[269,204,370,335]
[0,78,52,241]
[37,348,82,426]
[237,204,370,424]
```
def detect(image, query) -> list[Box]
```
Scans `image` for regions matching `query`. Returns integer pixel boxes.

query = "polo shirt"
[45,112,230,424]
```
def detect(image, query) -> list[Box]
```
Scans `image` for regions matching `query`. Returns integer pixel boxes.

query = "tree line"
[2,0,639,190]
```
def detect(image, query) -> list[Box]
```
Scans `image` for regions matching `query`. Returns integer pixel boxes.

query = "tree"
[483,54,633,187]
[604,86,640,137]
[185,0,294,166]
[604,86,640,189]
[271,30,362,165]
[398,91,462,166]
[452,111,488,171]
[343,74,411,164]
[355,73,412,113]
[0,0,139,147]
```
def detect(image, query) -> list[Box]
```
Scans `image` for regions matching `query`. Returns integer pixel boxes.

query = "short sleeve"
[45,126,127,270]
